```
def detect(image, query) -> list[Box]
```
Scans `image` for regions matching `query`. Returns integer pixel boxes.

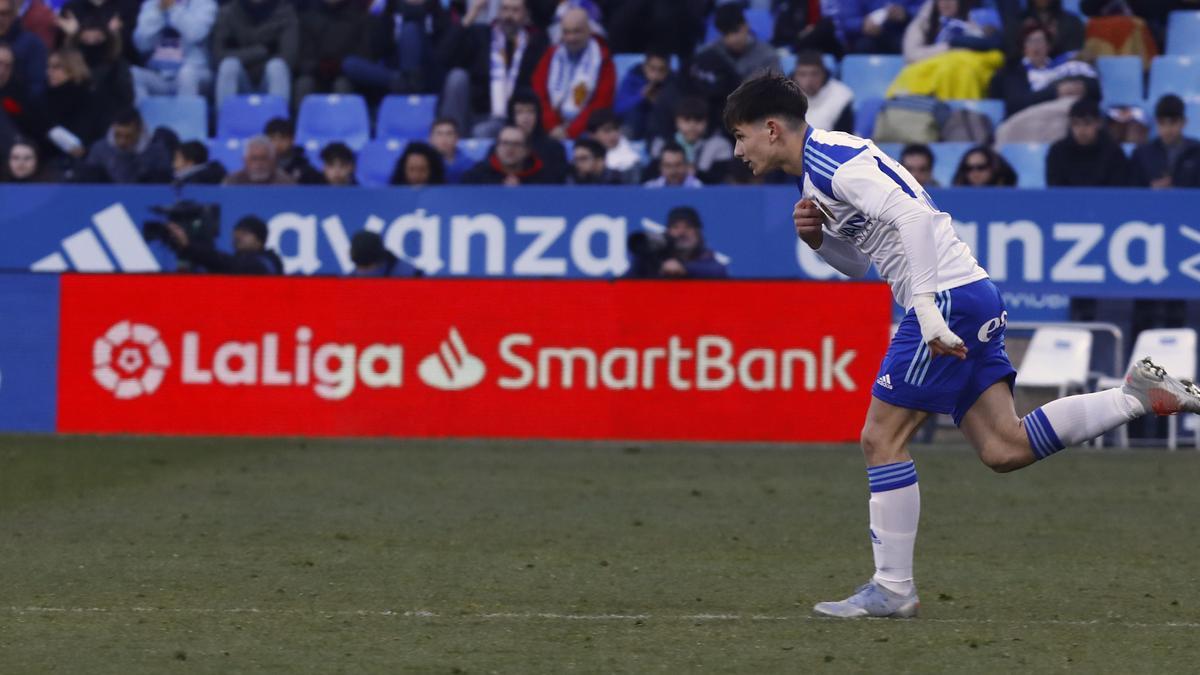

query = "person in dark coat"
[294,0,369,105]
[625,206,728,279]
[988,23,1099,118]
[460,123,561,185]
[168,214,284,274]
[506,88,566,182]
[80,107,172,183]
[172,140,227,184]
[0,0,47,98]
[1046,98,1133,187]
[1130,94,1200,189]
[349,230,421,277]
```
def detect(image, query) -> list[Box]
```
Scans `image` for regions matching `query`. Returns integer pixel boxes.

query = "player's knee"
[978,440,1026,473]
[860,425,904,464]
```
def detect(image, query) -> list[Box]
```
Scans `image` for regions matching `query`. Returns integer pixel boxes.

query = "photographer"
[167,214,283,274]
[349,230,421,278]
[625,206,728,279]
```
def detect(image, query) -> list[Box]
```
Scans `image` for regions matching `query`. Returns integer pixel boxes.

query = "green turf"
[2,435,1199,674]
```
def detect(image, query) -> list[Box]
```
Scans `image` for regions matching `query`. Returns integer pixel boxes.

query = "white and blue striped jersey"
[798,127,988,310]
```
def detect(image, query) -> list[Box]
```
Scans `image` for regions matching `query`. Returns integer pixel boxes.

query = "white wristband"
[912,293,963,349]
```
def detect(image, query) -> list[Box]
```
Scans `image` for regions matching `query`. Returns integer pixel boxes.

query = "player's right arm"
[794,198,871,279]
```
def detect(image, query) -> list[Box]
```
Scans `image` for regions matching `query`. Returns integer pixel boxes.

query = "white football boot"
[1123,357,1200,416]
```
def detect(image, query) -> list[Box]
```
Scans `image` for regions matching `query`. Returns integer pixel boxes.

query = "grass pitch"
[2,435,1199,673]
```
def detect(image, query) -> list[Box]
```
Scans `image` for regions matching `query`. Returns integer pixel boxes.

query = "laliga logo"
[93,321,171,399]
[418,328,485,390]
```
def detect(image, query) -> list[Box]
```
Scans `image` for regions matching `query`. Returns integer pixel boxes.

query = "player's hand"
[794,198,824,249]
[928,334,968,360]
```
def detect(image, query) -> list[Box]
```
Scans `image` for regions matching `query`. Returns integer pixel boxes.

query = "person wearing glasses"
[950,145,1016,187]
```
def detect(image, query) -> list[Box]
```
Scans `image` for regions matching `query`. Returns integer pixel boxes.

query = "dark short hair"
[176,140,209,165]
[1068,97,1101,120]
[390,141,446,185]
[233,215,268,244]
[430,116,460,134]
[900,143,934,164]
[644,47,671,64]
[795,49,827,72]
[714,4,746,35]
[1155,94,1185,120]
[112,107,143,128]
[264,117,294,137]
[667,205,702,229]
[660,141,688,161]
[675,96,708,121]
[723,73,809,132]
[574,136,606,160]
[320,141,356,165]
[586,108,619,132]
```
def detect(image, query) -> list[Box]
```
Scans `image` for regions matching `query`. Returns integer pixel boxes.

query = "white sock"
[866,462,920,595]
[1025,388,1145,459]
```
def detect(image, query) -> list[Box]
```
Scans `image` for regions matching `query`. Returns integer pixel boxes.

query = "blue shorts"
[872,278,1016,426]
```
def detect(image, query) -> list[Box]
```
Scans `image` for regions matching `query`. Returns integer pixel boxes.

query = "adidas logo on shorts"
[876,374,894,390]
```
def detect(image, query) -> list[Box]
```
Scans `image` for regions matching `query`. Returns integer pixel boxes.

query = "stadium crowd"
[2,0,1200,188]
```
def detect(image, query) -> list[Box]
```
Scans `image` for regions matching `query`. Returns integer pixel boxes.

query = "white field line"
[4,606,1200,629]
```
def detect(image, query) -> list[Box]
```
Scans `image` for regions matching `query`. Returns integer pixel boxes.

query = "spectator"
[461,123,561,185]
[131,0,217,102]
[222,134,297,185]
[650,96,732,185]
[586,108,640,181]
[43,48,103,161]
[545,0,605,43]
[172,139,226,184]
[264,117,322,184]
[349,230,420,277]
[775,0,844,57]
[899,143,938,187]
[0,41,41,145]
[0,0,47,98]
[567,135,618,184]
[507,87,566,181]
[438,0,548,137]
[18,0,55,51]
[625,206,727,279]
[612,47,678,141]
[212,0,299,110]
[389,140,445,186]
[59,0,140,65]
[294,0,368,105]
[1,137,52,181]
[988,23,1097,118]
[319,140,356,186]
[168,214,283,274]
[902,0,1003,65]
[830,1,922,54]
[1046,98,1132,187]
[696,4,779,81]
[531,6,615,140]
[427,117,472,183]
[1131,94,1200,189]
[644,141,701,188]
[342,0,447,95]
[604,0,707,60]
[950,144,1017,186]
[65,17,135,117]
[791,50,853,133]
[1005,0,1084,59]
[80,107,172,183]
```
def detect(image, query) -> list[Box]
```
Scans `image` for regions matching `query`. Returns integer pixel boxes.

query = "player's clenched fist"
[794,198,824,249]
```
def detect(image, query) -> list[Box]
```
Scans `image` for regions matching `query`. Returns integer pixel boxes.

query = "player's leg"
[812,397,927,619]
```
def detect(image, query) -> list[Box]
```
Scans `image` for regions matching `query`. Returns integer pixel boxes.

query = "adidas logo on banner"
[876,373,894,390]
[31,203,161,273]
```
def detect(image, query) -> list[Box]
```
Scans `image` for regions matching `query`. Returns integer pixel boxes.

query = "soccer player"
[723,74,1200,619]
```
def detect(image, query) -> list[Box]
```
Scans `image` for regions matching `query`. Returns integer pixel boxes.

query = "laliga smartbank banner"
[57,275,890,441]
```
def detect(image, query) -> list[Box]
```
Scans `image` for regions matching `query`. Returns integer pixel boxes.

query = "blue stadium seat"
[875,142,903,162]
[217,94,288,140]
[457,138,491,163]
[779,51,796,76]
[357,139,407,187]
[1096,56,1144,105]
[841,55,905,101]
[1168,11,1200,55]
[139,95,207,141]
[1185,98,1200,136]
[929,141,973,187]
[1000,143,1048,188]
[613,53,641,83]
[296,94,371,152]
[945,99,1005,129]
[1060,0,1082,15]
[705,7,774,43]
[1148,55,1200,103]
[376,95,438,141]
[628,139,650,166]
[853,97,885,137]
[207,137,245,172]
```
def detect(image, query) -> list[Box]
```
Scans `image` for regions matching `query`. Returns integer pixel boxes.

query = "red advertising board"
[58,275,891,441]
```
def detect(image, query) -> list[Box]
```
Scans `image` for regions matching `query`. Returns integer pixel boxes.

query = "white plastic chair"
[1016,328,1094,399]
[1097,328,1198,450]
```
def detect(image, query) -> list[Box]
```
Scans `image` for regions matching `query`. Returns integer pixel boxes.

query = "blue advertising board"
[0,274,59,432]
[2,185,1198,314]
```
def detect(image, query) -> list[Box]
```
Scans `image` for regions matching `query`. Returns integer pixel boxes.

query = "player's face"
[732,121,776,176]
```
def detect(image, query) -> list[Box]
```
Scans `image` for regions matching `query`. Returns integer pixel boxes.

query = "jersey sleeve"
[831,156,940,297]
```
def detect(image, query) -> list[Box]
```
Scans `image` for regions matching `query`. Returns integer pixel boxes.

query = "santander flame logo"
[93,321,171,399]
[418,327,485,391]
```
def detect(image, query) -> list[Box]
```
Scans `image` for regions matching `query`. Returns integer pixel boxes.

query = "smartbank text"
[169,328,859,400]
